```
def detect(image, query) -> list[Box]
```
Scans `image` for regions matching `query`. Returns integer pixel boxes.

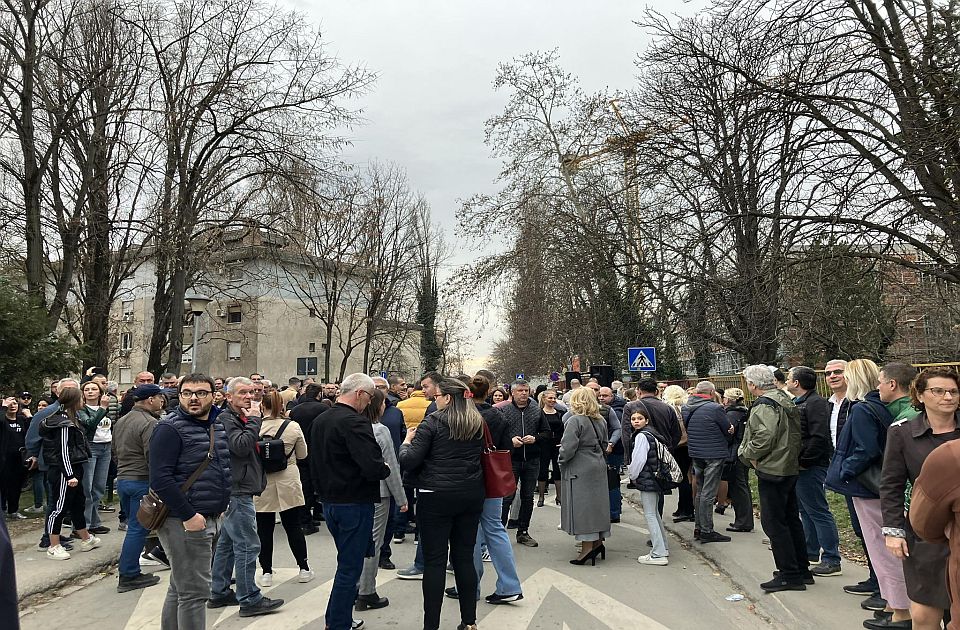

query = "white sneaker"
[25,505,44,514]
[46,545,71,560]
[9,511,27,520]
[259,572,273,587]
[298,569,314,583]
[481,550,491,562]
[78,536,101,552]
[352,619,364,629]
[637,554,668,566]
[140,555,162,567]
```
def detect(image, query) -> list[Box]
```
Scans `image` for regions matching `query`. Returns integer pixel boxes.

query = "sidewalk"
[624,487,877,630]
[12,508,123,602]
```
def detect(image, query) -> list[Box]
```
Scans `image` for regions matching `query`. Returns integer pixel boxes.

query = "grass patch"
[747,471,865,565]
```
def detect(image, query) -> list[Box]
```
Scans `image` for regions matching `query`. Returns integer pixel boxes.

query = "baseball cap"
[19,392,31,398]
[131,384,164,401]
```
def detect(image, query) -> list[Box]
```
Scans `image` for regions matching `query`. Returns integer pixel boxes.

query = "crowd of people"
[1,361,959,630]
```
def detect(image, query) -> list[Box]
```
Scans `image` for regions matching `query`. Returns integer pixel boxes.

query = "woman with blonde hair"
[559,387,611,565]
[826,358,910,627]
[662,385,694,522]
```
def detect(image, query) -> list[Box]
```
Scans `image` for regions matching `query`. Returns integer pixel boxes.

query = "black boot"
[355,593,389,611]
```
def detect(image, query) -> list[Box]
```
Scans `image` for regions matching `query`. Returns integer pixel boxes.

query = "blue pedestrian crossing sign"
[379,371,388,379]
[516,373,525,380]
[627,347,657,372]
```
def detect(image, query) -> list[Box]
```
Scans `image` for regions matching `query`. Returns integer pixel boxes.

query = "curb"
[18,558,117,603]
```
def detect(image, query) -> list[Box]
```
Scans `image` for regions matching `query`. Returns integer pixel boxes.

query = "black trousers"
[0,460,26,515]
[538,442,560,482]
[417,488,484,630]
[673,446,694,515]
[256,508,309,573]
[757,473,809,583]
[501,459,538,532]
[46,466,86,536]
[0,513,18,630]
[727,461,754,530]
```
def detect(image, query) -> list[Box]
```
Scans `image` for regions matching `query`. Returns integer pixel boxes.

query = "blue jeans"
[474,497,521,598]
[323,503,374,630]
[83,442,112,528]
[117,479,150,577]
[796,466,841,565]
[211,495,262,606]
[608,452,623,519]
[32,470,45,508]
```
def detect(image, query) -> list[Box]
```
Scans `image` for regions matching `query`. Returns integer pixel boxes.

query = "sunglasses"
[824,369,844,377]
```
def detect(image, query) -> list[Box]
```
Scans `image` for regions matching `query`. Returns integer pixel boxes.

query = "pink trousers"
[853,497,910,610]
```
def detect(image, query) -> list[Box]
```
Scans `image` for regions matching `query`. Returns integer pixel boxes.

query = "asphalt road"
[18,498,774,630]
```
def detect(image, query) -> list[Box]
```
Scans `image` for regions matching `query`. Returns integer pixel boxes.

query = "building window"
[297,357,318,375]
[228,266,243,281]
[182,346,193,363]
[308,271,316,281]
[227,342,241,361]
[119,367,131,384]
[120,332,133,351]
[308,342,316,353]
[227,307,242,324]
[122,300,134,316]
[308,308,318,318]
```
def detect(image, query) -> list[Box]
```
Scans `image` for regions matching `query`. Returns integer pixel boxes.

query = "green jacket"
[77,406,108,442]
[885,396,916,422]
[738,388,801,477]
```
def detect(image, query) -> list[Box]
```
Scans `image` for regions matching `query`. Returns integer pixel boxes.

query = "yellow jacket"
[397,391,431,429]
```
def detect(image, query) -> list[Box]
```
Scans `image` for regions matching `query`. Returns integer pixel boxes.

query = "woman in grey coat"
[559,388,611,565]
[356,389,408,611]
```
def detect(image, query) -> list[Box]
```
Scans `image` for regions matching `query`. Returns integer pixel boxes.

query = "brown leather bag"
[137,424,215,530]
[481,422,517,498]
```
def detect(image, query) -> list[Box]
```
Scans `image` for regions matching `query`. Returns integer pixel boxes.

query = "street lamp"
[185,293,212,372]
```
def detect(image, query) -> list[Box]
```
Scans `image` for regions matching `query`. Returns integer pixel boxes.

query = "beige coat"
[253,417,308,513]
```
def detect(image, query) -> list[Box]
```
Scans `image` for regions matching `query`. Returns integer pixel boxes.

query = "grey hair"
[341,373,375,396]
[743,365,776,390]
[372,376,388,388]
[695,381,716,394]
[825,358,848,368]
[225,376,253,393]
[58,378,79,388]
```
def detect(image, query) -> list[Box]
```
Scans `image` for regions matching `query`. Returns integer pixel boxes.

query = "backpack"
[654,439,683,491]
[257,420,292,474]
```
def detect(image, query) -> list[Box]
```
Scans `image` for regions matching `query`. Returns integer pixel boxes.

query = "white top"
[89,405,112,443]
[828,394,845,447]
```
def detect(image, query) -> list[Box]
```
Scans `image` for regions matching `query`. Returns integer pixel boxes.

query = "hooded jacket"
[794,390,833,469]
[40,412,91,479]
[738,388,801,477]
[825,391,893,498]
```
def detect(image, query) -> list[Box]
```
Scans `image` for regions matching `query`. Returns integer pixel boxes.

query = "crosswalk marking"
[480,567,671,629]
[541,501,649,535]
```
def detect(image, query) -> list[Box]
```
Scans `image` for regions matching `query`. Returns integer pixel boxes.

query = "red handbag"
[481,421,517,498]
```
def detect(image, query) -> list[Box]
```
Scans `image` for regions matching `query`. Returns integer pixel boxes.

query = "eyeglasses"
[180,390,212,399]
[824,369,844,377]
[924,387,960,398]
[375,384,388,390]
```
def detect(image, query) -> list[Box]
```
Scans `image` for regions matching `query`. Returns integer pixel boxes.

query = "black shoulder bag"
[589,417,620,490]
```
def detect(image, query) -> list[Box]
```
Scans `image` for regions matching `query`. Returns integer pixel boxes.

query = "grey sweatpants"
[358,499,391,596]
[158,516,220,630]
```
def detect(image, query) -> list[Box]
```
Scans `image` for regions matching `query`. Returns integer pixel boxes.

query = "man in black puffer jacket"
[787,366,842,577]
[682,381,734,544]
[149,374,232,630]
[498,380,550,547]
[208,377,282,617]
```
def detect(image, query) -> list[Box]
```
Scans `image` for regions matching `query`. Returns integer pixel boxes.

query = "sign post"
[627,347,657,372]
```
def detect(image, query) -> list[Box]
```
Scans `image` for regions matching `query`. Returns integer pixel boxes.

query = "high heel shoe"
[536,497,545,507]
[570,545,603,566]
[596,544,606,560]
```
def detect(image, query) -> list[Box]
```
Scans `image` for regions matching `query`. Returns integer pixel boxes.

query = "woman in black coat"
[399,378,485,630]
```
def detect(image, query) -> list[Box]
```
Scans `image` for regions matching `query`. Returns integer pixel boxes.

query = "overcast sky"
[284,1,703,372]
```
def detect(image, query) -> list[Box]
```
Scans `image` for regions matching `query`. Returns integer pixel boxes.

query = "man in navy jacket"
[682,381,734,543]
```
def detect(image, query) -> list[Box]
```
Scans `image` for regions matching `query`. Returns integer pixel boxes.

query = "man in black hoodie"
[289,382,328,532]
[208,377,283,617]
[787,365,842,577]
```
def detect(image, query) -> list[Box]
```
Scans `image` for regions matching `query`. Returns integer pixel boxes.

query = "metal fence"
[692,362,960,402]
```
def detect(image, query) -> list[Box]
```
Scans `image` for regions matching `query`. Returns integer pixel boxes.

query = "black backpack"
[257,420,292,474]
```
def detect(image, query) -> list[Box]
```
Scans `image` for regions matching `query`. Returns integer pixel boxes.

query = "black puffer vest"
[631,428,666,493]
[159,407,232,517]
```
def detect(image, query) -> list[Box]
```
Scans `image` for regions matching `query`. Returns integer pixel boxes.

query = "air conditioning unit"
[122,314,134,322]
[216,309,226,317]
[119,348,132,356]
